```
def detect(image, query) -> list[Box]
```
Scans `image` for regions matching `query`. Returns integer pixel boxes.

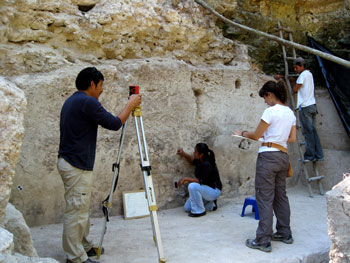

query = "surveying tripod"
[96,86,166,263]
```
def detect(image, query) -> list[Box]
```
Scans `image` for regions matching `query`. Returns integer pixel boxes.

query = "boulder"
[0,77,27,224]
[0,226,57,263]
[326,175,350,263]
[0,227,13,260]
[4,203,38,257]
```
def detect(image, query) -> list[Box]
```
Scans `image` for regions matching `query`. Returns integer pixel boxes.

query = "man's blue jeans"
[184,183,221,214]
[299,104,324,160]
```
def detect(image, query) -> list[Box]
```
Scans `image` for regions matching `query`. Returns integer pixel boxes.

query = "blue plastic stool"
[241,196,259,220]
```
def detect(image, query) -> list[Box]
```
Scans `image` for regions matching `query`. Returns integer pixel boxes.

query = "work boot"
[86,247,104,257]
[245,239,272,252]
[272,233,294,244]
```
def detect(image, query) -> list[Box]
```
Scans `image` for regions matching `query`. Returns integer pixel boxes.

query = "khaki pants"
[58,158,94,263]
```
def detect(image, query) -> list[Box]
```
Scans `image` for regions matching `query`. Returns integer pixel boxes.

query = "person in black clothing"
[57,67,141,263]
[176,143,222,217]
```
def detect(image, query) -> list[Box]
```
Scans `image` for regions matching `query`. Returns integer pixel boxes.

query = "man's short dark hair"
[293,57,305,67]
[75,67,104,90]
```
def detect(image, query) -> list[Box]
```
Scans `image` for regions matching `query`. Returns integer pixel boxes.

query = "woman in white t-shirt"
[235,80,296,253]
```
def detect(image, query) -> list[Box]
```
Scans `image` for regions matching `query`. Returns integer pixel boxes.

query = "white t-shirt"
[296,69,316,108]
[258,104,296,153]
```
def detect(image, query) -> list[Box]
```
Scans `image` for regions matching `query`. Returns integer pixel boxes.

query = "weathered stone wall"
[4,203,38,257]
[0,77,56,263]
[9,58,271,226]
[326,175,350,263]
[0,0,349,227]
[0,77,26,224]
[204,0,350,193]
[208,0,350,75]
[0,0,236,75]
[0,226,58,263]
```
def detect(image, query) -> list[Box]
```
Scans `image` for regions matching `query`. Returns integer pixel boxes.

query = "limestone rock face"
[0,0,349,227]
[0,0,265,227]
[326,176,350,263]
[0,226,58,263]
[9,58,269,226]
[0,0,347,230]
[0,77,27,224]
[211,0,350,74]
[4,203,38,257]
[0,227,13,260]
[0,0,237,77]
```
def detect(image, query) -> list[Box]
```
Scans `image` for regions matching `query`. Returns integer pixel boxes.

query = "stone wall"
[0,76,56,263]
[0,77,26,224]
[326,175,350,263]
[0,0,236,75]
[0,226,58,263]
[9,58,271,226]
[4,204,38,257]
[208,0,350,75]
[0,0,349,227]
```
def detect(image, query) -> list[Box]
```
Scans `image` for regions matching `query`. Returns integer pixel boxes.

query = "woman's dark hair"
[75,67,104,91]
[258,80,287,104]
[195,143,216,166]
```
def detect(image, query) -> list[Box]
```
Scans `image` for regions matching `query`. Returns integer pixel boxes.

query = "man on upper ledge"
[57,67,141,263]
[292,57,324,162]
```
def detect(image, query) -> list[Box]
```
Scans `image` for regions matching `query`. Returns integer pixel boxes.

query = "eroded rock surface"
[0,226,58,263]
[0,0,349,228]
[4,203,38,257]
[327,175,350,263]
[0,77,26,224]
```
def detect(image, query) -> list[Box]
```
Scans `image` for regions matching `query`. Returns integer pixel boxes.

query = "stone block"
[326,176,350,263]
[0,77,26,224]
[4,203,38,257]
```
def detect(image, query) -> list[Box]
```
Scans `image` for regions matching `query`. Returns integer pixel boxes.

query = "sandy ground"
[31,186,330,263]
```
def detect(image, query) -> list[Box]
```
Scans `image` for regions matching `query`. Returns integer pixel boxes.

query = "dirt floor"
[31,186,330,263]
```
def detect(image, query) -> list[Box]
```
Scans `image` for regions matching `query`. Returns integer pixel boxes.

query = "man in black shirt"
[58,67,141,263]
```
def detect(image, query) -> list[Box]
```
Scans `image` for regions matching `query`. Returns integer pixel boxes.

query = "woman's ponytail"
[196,143,216,167]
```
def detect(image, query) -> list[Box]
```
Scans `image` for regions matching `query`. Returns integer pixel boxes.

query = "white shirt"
[258,104,296,153]
[296,70,316,108]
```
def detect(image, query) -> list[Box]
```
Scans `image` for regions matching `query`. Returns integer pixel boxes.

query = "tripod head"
[129,85,139,96]
[129,86,142,117]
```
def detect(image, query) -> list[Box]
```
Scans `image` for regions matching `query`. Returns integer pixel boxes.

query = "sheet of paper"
[232,134,263,142]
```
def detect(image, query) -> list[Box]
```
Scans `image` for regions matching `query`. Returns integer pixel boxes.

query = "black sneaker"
[67,259,99,263]
[188,211,206,217]
[272,233,294,244]
[212,200,218,211]
[84,259,100,263]
[245,239,272,252]
[86,247,104,257]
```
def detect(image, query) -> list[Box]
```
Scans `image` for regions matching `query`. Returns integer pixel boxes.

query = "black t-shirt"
[193,159,222,190]
[58,91,122,171]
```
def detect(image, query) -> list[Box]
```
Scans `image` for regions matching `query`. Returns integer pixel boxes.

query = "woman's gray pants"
[255,151,292,245]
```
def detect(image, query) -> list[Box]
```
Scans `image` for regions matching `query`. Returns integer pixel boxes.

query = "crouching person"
[176,143,222,217]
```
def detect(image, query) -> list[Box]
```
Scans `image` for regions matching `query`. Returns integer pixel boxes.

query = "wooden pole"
[195,0,350,68]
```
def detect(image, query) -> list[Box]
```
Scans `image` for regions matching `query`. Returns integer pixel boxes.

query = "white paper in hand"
[232,134,263,142]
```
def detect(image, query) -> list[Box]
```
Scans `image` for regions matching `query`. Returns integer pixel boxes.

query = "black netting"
[307,35,350,138]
